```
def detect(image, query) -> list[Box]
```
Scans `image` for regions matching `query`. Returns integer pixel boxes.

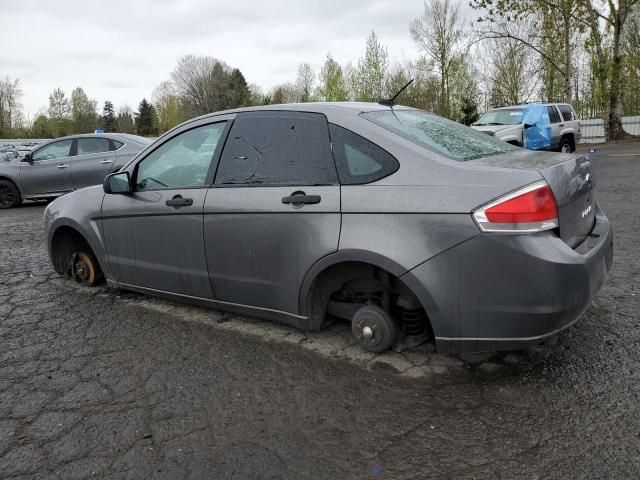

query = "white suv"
[471,103,582,153]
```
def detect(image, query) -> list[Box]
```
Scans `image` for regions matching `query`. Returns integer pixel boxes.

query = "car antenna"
[378,79,414,107]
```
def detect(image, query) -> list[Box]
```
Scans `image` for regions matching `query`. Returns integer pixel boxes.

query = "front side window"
[329,124,398,184]
[77,137,110,155]
[363,110,517,161]
[136,122,226,191]
[558,105,575,122]
[215,112,337,186]
[32,139,73,161]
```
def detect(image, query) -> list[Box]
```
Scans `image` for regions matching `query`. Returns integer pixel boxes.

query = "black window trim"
[109,138,125,151]
[131,119,233,193]
[328,122,400,185]
[212,110,340,188]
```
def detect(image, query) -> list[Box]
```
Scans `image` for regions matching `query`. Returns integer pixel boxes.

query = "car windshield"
[362,109,518,161]
[475,108,523,126]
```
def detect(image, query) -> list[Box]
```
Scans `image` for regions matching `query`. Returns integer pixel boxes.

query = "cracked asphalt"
[1,143,639,479]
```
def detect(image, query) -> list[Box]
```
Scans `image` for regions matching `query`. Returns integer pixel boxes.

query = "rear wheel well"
[306,261,433,338]
[51,226,102,278]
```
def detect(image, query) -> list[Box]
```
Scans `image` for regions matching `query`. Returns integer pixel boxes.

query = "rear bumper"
[402,204,613,354]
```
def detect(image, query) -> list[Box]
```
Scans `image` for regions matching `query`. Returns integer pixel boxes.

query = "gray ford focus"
[44,103,613,354]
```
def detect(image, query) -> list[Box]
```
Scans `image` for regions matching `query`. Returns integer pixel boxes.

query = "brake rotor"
[70,252,96,287]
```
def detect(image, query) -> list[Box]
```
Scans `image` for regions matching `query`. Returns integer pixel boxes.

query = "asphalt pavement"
[0,143,639,479]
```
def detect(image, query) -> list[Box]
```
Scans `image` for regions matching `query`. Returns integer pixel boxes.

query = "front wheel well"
[50,226,101,276]
[305,261,433,338]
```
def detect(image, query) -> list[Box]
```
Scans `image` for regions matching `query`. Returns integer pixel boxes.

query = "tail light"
[473,181,559,233]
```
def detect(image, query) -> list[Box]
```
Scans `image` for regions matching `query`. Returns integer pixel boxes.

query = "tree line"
[1,0,638,141]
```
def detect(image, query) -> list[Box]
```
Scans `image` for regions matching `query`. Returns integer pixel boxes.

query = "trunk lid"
[473,149,595,248]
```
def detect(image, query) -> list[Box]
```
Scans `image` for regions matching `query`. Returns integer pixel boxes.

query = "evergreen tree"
[102,100,116,132]
[135,98,156,136]
[226,68,251,108]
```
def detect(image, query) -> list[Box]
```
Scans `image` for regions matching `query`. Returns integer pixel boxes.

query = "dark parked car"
[44,103,613,354]
[0,133,151,208]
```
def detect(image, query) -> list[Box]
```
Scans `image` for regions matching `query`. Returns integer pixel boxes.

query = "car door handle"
[56,164,68,169]
[281,193,321,205]
[165,196,193,208]
[100,160,113,164]
[559,124,565,127]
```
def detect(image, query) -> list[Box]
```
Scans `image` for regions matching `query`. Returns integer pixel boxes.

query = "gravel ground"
[0,143,639,479]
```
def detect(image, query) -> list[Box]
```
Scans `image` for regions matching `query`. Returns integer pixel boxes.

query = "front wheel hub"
[69,252,96,286]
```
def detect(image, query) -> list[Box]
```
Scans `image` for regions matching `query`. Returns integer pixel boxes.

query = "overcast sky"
[1,0,474,117]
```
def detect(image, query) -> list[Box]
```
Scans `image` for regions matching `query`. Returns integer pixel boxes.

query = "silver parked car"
[472,103,582,152]
[44,103,613,354]
[0,133,151,209]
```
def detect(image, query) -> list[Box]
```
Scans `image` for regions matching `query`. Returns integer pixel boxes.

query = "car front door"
[546,106,563,150]
[101,118,232,298]
[203,111,341,316]
[20,139,73,196]
[71,137,117,188]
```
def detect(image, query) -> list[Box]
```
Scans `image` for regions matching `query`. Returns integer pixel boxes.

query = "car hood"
[471,124,522,134]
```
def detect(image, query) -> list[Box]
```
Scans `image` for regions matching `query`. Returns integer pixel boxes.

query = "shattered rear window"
[362,110,518,161]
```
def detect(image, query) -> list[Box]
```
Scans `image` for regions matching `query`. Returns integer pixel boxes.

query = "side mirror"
[524,123,536,129]
[104,171,132,194]
[21,153,32,163]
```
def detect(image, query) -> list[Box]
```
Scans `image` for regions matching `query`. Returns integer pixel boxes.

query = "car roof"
[188,101,407,122]
[36,132,150,147]
[492,102,573,110]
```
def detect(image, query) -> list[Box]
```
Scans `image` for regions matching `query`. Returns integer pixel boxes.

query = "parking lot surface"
[1,143,639,479]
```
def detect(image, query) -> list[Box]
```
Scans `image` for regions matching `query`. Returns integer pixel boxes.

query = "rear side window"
[329,124,398,184]
[558,105,575,122]
[546,106,562,124]
[215,111,338,186]
[362,110,517,161]
[76,137,110,155]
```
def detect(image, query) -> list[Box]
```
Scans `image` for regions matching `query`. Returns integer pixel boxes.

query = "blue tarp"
[522,103,551,150]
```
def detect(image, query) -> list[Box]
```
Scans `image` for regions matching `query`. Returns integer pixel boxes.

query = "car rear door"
[203,111,341,316]
[101,117,232,298]
[70,137,116,188]
[20,139,73,196]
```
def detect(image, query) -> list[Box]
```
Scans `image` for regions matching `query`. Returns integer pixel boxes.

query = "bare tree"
[0,76,23,134]
[152,81,183,133]
[170,55,229,116]
[295,63,316,102]
[487,36,539,106]
[410,0,464,117]
[580,0,640,139]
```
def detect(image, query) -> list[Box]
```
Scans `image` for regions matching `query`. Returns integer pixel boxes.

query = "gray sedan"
[0,133,151,208]
[44,103,613,354]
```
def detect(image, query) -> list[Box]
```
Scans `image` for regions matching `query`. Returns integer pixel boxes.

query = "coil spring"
[399,306,427,336]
